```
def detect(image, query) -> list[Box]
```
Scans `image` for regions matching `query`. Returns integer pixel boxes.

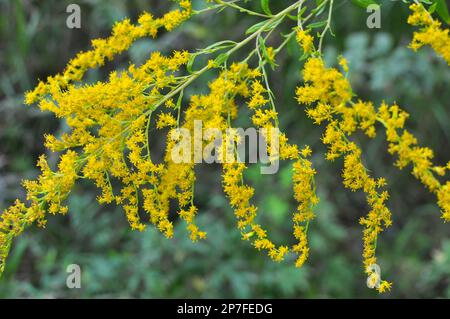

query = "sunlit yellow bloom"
[296,29,315,54]
[408,3,450,65]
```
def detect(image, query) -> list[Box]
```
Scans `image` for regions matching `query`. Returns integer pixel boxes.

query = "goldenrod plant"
[1,0,449,294]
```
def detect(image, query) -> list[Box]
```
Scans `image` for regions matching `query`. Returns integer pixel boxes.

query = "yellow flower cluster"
[0,151,79,273]
[296,56,393,292]
[296,26,450,290]
[24,0,192,105]
[377,103,450,222]
[296,29,315,54]
[167,64,259,241]
[291,155,318,267]
[157,113,178,129]
[43,48,190,236]
[1,1,194,273]
[3,1,319,276]
[2,0,450,294]
[297,56,450,224]
[223,73,318,266]
[408,3,450,65]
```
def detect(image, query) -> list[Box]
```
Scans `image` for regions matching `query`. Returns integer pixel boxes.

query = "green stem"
[318,0,334,53]
[216,0,272,18]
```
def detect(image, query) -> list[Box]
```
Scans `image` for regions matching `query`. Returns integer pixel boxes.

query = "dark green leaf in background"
[351,0,379,9]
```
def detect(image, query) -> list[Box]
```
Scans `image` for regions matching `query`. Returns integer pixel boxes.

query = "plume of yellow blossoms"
[1,0,450,295]
[0,0,193,275]
[296,57,393,293]
[296,57,450,224]
[408,3,450,65]
[1,0,318,280]
[296,29,314,55]
[222,71,318,267]
[295,24,450,291]
[24,0,192,105]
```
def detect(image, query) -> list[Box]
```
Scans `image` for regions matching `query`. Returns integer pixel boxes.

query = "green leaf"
[350,0,379,9]
[214,53,229,66]
[258,36,276,69]
[187,53,198,73]
[435,0,450,24]
[260,0,272,16]
[245,19,279,34]
[307,20,327,29]
[203,40,237,52]
[429,2,438,14]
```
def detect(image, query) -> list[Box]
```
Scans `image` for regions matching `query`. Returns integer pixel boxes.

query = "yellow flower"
[4,0,450,295]
[157,113,177,129]
[338,55,349,73]
[266,46,276,65]
[407,3,450,65]
[296,29,315,54]
[301,146,312,158]
[24,1,192,105]
[377,281,393,293]
[227,76,319,265]
[296,56,393,289]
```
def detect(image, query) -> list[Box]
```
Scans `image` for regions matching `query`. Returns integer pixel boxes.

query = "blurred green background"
[1,0,450,298]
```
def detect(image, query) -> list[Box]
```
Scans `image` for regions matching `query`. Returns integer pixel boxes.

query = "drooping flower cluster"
[0,0,194,274]
[296,57,393,292]
[295,22,450,291]
[296,53,450,224]
[0,0,449,295]
[25,0,192,107]
[221,72,318,266]
[296,29,314,54]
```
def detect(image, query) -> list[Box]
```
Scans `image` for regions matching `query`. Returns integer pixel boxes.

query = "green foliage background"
[0,0,450,298]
